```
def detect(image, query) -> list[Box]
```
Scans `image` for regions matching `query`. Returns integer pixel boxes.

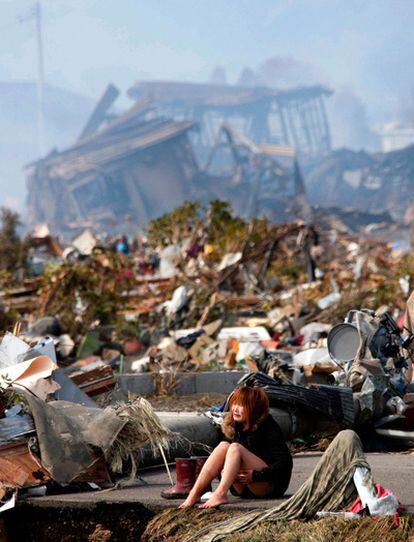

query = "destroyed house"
[128,81,332,160]
[26,108,198,232]
[197,124,312,223]
[26,82,316,233]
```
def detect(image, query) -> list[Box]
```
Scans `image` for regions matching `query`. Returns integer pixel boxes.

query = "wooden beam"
[318,95,332,150]
[285,103,300,150]
[78,83,120,140]
[278,105,290,146]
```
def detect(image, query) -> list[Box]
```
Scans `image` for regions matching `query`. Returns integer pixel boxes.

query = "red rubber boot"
[161,458,196,499]
[193,456,212,493]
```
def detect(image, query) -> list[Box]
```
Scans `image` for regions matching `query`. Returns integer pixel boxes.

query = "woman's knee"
[216,441,230,454]
[227,442,243,454]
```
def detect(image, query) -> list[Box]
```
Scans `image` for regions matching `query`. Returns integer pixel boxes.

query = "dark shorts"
[230,484,275,499]
[230,462,292,500]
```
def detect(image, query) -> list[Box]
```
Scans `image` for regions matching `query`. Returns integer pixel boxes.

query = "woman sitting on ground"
[180,386,293,508]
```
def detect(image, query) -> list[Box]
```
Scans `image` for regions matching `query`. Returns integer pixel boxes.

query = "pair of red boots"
[161,456,211,499]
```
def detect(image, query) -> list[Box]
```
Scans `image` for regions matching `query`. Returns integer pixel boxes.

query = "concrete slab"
[117,370,246,396]
[195,371,245,394]
[118,374,155,395]
[175,373,196,394]
[22,452,414,514]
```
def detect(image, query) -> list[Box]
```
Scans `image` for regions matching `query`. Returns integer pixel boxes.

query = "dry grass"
[142,510,414,542]
[104,397,172,478]
[230,516,414,542]
[142,508,236,542]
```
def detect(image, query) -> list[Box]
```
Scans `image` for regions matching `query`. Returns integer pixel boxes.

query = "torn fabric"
[23,393,126,484]
[188,430,370,542]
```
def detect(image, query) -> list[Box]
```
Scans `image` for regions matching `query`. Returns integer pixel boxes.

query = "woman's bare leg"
[200,443,273,508]
[179,442,230,508]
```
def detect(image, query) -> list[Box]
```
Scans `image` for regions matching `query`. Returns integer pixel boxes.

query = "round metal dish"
[327,323,361,365]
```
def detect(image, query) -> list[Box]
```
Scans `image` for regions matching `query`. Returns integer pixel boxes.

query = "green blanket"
[188,430,370,542]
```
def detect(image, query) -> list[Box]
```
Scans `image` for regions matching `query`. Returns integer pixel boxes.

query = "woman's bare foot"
[198,492,229,509]
[179,492,200,508]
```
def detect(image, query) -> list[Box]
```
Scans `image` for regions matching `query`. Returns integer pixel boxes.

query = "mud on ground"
[146,393,227,412]
[5,502,154,542]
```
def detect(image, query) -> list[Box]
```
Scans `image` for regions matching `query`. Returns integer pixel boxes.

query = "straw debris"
[142,513,414,542]
[104,397,173,478]
[142,508,236,542]
[229,516,414,542]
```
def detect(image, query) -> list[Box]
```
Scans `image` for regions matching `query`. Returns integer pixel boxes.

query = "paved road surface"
[25,451,414,513]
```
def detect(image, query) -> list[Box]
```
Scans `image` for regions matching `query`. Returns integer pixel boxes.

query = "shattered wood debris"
[69,365,116,397]
[26,81,321,233]
[0,314,176,510]
[0,197,412,509]
[303,144,414,225]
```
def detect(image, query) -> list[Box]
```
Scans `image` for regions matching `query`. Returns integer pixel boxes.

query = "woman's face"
[231,403,245,423]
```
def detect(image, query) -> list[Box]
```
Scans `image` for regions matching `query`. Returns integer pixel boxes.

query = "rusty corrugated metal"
[38,118,193,181]
[0,440,50,487]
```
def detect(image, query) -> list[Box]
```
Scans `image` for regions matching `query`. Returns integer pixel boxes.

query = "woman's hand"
[236,469,253,485]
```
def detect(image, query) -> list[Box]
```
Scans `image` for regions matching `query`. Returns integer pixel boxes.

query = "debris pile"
[0,330,173,511]
[304,144,414,223]
[26,81,319,233]
[0,198,412,514]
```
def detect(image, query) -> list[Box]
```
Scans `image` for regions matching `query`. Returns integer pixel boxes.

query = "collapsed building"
[26,101,198,233]
[26,81,319,233]
[198,123,312,223]
[128,81,333,159]
[303,144,414,224]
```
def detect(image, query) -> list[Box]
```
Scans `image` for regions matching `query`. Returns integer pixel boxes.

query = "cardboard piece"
[0,333,30,369]
[0,356,59,400]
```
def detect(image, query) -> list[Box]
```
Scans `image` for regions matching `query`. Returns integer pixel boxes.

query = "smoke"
[236,55,321,90]
[396,87,414,126]
[327,88,380,151]
[209,66,228,86]
[237,67,261,87]
[3,196,22,213]
[235,56,381,151]
[257,55,321,89]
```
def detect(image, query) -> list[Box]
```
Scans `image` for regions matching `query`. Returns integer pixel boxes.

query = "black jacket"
[228,414,292,496]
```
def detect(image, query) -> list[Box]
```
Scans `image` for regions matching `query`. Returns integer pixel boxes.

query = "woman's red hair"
[226,386,269,432]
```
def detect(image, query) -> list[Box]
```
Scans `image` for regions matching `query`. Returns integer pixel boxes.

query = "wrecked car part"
[239,372,355,427]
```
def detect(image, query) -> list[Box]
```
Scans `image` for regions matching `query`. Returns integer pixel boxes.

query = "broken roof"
[29,107,193,181]
[128,80,332,109]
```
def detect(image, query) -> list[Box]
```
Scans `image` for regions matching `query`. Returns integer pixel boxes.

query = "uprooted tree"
[0,207,28,277]
[38,250,135,341]
[146,199,248,252]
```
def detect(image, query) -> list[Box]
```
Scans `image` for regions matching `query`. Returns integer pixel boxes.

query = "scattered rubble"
[26,82,320,233]
[0,198,411,537]
[304,144,414,226]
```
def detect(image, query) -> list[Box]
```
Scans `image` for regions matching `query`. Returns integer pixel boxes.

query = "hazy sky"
[1,0,414,122]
